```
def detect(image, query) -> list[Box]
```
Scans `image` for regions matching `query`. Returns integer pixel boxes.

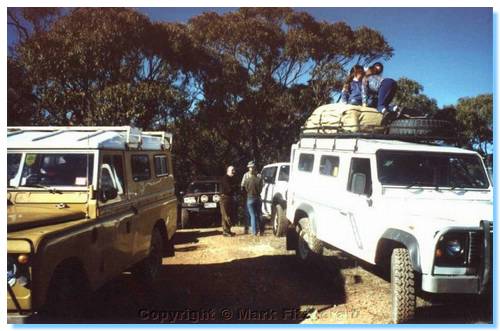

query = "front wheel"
[391,248,416,323]
[295,218,323,262]
[44,264,89,320]
[133,228,163,284]
[272,204,288,237]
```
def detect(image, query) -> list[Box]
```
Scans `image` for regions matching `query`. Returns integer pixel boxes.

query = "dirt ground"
[53,222,493,324]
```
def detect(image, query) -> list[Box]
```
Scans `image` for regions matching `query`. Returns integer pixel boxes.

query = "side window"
[262,166,277,184]
[154,155,169,177]
[131,155,151,182]
[102,154,125,195]
[278,165,290,182]
[298,154,314,172]
[99,154,125,204]
[319,155,340,177]
[347,158,372,196]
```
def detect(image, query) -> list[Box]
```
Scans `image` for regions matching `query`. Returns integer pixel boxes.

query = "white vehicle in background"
[260,162,290,236]
[285,134,493,323]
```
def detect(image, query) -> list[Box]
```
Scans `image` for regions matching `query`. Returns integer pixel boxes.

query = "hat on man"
[247,160,255,168]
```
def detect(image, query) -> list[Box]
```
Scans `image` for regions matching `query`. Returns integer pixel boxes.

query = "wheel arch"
[272,192,287,209]
[292,204,318,234]
[376,229,421,273]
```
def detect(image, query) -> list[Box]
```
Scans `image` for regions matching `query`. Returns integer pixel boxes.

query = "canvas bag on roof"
[303,103,384,134]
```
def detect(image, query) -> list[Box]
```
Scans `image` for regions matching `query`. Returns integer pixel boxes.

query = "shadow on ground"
[173,229,222,245]
[81,254,347,324]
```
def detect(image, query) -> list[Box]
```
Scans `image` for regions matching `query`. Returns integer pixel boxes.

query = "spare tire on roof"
[388,119,454,138]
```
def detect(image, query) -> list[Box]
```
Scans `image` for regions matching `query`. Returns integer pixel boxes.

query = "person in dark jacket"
[242,161,263,236]
[220,165,237,237]
[361,62,398,113]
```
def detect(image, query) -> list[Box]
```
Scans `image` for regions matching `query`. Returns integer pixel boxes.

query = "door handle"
[339,210,348,216]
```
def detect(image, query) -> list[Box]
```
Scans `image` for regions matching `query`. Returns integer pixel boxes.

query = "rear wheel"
[272,204,288,237]
[133,228,163,284]
[391,248,416,323]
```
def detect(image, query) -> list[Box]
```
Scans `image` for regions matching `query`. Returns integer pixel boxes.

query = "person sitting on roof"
[341,64,365,106]
[361,62,398,114]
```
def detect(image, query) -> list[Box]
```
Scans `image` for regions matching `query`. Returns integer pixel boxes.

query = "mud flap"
[286,226,298,250]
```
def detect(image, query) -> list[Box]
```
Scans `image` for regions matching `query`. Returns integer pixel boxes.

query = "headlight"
[212,194,220,203]
[444,239,463,257]
[183,196,196,204]
[200,195,208,203]
[435,232,467,266]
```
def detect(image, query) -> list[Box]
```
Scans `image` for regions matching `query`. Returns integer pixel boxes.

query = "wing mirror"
[99,186,118,202]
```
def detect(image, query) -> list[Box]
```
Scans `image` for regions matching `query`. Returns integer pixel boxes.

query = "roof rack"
[7,126,173,150]
[299,132,451,143]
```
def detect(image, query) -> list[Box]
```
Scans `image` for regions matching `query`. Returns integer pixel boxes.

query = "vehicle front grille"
[468,231,481,268]
[468,222,493,272]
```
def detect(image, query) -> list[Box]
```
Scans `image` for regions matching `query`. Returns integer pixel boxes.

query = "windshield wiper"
[23,184,62,194]
[406,181,442,191]
[406,181,427,189]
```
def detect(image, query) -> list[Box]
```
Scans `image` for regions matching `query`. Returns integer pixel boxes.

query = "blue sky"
[136,7,494,108]
[7,7,493,108]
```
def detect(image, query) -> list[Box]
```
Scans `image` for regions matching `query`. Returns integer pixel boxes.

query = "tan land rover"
[7,126,177,322]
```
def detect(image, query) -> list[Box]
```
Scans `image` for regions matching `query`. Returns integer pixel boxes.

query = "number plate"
[204,202,217,208]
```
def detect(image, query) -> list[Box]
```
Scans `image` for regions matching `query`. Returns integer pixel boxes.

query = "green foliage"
[455,94,493,155]
[184,8,393,178]
[393,77,439,115]
[11,8,194,127]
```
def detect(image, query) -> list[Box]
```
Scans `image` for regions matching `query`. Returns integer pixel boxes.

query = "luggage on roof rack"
[302,103,384,134]
[301,103,455,142]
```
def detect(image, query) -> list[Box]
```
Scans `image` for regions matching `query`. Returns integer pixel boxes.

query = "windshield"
[377,150,489,189]
[16,153,94,188]
[187,182,219,193]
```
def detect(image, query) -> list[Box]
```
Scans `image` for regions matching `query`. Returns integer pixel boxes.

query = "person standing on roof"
[220,165,237,237]
[361,62,398,115]
[341,64,365,106]
[242,161,264,236]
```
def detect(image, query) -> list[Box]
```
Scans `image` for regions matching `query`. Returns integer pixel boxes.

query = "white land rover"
[285,134,493,323]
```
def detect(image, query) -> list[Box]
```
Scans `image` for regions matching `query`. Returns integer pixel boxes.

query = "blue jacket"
[341,79,363,105]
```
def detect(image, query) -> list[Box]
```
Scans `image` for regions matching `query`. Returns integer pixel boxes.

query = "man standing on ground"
[242,161,263,236]
[240,165,252,234]
[220,165,237,237]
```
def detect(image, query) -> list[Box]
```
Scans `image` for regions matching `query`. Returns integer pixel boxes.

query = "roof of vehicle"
[296,137,478,155]
[7,126,172,151]
[262,162,290,168]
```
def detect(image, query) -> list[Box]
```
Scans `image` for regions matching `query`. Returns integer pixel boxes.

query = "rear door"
[260,166,278,215]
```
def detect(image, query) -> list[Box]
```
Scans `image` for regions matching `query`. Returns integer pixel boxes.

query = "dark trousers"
[220,196,234,233]
[377,78,397,112]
